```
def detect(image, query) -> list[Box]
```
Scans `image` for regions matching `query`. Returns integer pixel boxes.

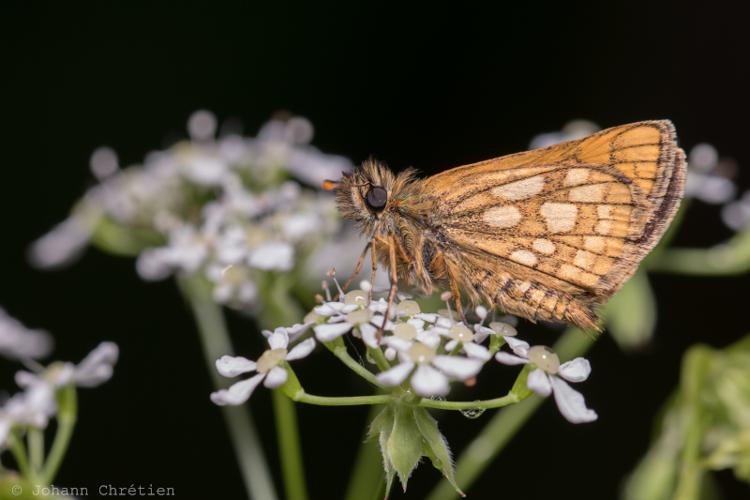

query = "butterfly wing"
[422,120,686,329]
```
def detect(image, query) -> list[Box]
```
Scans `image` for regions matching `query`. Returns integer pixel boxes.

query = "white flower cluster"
[213,281,597,424]
[31,112,353,309]
[0,308,118,449]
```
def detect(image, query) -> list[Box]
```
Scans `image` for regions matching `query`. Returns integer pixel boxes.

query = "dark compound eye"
[365,186,388,210]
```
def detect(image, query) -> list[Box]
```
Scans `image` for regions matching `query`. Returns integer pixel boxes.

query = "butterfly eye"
[365,186,388,210]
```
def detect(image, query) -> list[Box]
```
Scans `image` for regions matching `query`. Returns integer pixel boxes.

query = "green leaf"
[369,405,396,497]
[606,269,656,350]
[413,407,465,497]
[387,404,423,492]
[509,364,533,401]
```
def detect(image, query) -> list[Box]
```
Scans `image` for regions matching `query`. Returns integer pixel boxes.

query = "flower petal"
[494,351,528,366]
[382,336,412,352]
[210,373,265,406]
[411,364,450,396]
[313,322,352,342]
[267,330,289,350]
[359,323,379,348]
[216,355,257,377]
[558,357,591,383]
[550,375,598,423]
[463,342,491,361]
[376,362,414,387]
[264,366,288,388]
[444,339,458,351]
[74,341,119,387]
[432,355,483,380]
[504,336,530,358]
[527,368,552,397]
[286,338,316,361]
[416,330,441,349]
[473,324,495,343]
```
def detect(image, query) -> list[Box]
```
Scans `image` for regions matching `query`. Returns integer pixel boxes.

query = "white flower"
[722,190,750,231]
[376,341,484,397]
[5,342,119,432]
[247,241,294,271]
[495,340,597,424]
[0,308,53,360]
[211,331,315,406]
[439,323,491,361]
[685,143,737,204]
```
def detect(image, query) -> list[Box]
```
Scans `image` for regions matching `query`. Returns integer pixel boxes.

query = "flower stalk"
[179,275,278,500]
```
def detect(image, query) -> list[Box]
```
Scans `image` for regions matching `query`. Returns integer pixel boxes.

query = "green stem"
[292,392,392,407]
[427,328,594,500]
[7,432,31,478]
[27,427,44,480]
[41,384,77,484]
[418,393,520,411]
[258,273,309,500]
[324,339,384,387]
[178,275,278,500]
[367,347,391,372]
[272,390,309,500]
[344,405,386,500]
[673,346,713,500]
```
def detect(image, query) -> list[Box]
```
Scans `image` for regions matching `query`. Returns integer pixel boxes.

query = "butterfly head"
[324,159,420,236]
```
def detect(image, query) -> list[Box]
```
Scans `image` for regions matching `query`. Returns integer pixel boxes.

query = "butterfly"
[324,121,686,331]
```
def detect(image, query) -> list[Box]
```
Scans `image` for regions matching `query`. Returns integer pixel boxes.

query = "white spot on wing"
[532,238,556,255]
[540,202,578,233]
[492,175,545,200]
[483,205,522,228]
[510,249,538,267]
[564,168,590,186]
[569,184,604,202]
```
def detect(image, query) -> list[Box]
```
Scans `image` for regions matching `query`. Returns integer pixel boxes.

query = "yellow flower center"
[527,345,560,373]
[407,342,435,364]
[256,348,288,373]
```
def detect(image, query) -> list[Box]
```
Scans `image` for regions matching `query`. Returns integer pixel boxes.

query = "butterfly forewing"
[422,120,686,328]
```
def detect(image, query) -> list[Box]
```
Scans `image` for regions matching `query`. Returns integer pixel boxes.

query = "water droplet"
[460,408,486,419]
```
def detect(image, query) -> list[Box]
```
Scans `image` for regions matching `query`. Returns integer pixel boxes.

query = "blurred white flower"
[529,120,600,149]
[496,340,597,423]
[722,190,750,231]
[30,111,353,311]
[211,330,316,406]
[685,143,737,204]
[1,342,119,445]
[0,307,53,360]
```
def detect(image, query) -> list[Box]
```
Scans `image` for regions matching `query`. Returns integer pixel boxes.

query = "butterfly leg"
[381,239,399,335]
[449,277,468,324]
[340,241,371,299]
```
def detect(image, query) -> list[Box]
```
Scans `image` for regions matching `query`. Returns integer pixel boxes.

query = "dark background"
[2,2,750,499]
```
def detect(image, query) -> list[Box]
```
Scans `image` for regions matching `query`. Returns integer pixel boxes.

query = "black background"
[2,2,750,499]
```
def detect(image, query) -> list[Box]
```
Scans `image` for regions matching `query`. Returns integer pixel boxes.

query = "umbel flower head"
[30,111,355,311]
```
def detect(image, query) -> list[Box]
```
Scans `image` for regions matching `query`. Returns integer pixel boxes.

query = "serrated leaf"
[413,407,465,497]
[606,270,657,350]
[387,404,423,491]
[369,405,396,497]
[510,364,533,401]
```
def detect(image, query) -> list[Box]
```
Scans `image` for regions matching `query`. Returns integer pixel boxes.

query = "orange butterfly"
[325,121,686,331]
